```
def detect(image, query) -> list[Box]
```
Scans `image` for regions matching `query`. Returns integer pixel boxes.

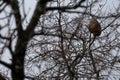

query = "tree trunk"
[11,34,28,80]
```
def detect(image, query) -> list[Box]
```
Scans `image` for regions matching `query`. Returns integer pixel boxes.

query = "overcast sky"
[0,0,120,79]
[0,0,120,67]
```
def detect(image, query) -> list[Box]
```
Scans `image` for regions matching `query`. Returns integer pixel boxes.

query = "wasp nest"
[88,17,101,36]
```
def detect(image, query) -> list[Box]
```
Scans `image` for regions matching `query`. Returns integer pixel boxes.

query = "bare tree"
[0,0,120,80]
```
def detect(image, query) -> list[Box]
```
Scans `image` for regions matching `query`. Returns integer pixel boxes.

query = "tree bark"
[10,0,50,79]
[11,33,28,80]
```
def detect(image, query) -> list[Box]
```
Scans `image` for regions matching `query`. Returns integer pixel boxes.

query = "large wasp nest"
[88,17,101,36]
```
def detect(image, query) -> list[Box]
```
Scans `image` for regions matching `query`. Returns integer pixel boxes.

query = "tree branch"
[46,0,86,11]
[0,60,12,69]
[3,0,23,37]
[26,0,52,38]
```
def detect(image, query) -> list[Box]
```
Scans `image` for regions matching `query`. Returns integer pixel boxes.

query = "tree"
[0,0,120,80]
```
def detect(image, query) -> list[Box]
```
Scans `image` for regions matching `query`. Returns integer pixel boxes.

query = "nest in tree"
[88,17,101,36]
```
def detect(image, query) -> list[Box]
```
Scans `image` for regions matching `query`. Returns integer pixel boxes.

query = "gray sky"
[0,0,120,79]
